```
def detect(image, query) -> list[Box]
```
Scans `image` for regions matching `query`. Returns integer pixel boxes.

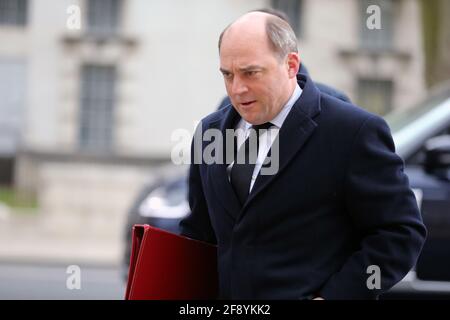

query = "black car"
[381,83,450,298]
[123,84,450,297]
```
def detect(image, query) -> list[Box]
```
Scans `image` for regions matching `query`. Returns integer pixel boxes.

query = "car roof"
[387,82,450,159]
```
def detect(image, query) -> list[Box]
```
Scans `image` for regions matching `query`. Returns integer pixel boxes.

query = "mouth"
[240,100,256,108]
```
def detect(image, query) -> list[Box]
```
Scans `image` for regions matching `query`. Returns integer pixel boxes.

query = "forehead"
[219,32,276,69]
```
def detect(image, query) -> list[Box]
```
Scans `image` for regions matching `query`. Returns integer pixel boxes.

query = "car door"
[404,124,450,282]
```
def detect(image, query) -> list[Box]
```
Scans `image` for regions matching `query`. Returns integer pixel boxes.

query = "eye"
[245,70,258,77]
[222,72,233,80]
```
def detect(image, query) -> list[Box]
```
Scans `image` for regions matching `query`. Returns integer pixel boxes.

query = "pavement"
[0,262,126,299]
[0,203,123,267]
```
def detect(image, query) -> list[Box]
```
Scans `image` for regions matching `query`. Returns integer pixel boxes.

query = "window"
[0,0,27,26]
[86,0,121,36]
[271,0,303,37]
[79,65,116,152]
[0,61,26,156]
[357,78,393,115]
[360,0,393,50]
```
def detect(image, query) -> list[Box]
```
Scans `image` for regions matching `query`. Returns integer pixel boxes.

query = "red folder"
[125,224,218,300]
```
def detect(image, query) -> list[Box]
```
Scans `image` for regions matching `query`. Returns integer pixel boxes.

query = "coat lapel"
[207,106,242,220]
[240,73,322,216]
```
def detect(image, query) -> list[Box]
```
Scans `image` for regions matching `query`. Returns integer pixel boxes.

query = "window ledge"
[61,32,138,47]
[339,47,412,61]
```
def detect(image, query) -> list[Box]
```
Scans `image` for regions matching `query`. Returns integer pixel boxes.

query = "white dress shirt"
[227,84,302,192]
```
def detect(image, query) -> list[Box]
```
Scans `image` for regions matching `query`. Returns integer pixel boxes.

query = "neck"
[276,79,297,114]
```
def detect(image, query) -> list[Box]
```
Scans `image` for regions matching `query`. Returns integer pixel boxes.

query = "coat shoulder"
[318,93,386,133]
[200,104,231,127]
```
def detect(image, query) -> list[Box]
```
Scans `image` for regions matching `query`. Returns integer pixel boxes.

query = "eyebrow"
[220,65,264,74]
[239,65,264,72]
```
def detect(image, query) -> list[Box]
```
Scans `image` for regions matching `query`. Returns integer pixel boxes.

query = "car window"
[406,125,450,165]
[385,84,450,160]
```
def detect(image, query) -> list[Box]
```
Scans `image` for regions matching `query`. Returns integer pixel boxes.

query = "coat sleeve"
[319,114,427,299]
[179,122,217,245]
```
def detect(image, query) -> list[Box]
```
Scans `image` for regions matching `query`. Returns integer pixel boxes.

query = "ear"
[286,52,300,78]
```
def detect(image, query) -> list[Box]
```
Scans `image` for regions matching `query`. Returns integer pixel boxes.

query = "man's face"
[219,31,294,125]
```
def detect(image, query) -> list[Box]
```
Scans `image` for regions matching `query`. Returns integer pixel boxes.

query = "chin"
[237,108,261,124]
[238,113,256,124]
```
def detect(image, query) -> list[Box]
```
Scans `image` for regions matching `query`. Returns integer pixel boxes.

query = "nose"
[231,76,248,95]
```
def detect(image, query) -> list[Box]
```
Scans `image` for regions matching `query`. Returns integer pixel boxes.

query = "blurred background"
[0,0,449,299]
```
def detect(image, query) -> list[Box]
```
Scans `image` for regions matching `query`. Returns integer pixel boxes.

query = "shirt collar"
[243,83,302,130]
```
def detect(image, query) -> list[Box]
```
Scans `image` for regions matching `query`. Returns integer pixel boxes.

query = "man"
[180,12,426,299]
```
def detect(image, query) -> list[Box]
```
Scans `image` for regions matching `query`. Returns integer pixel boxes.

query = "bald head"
[218,11,298,61]
[225,11,268,38]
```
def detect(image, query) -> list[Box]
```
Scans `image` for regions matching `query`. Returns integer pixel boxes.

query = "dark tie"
[230,122,273,204]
